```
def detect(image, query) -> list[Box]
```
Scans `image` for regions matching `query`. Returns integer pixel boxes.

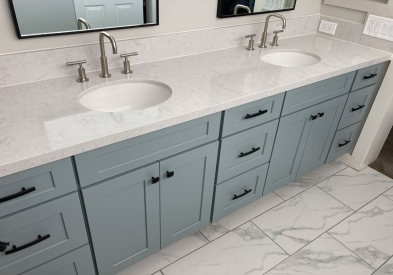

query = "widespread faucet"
[99,32,118,78]
[259,13,286,48]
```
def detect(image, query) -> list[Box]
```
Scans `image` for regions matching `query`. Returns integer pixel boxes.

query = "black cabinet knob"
[167,171,175,178]
[152,177,160,184]
[0,241,10,252]
[311,115,318,120]
[318,112,325,117]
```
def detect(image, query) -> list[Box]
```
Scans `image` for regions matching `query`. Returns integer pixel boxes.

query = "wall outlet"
[319,20,337,35]
[363,14,393,42]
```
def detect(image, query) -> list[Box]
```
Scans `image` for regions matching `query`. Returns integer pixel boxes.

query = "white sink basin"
[79,79,172,112]
[260,50,321,68]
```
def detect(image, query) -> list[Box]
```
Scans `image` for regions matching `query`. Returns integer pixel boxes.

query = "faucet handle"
[120,52,138,74]
[245,34,256,39]
[66,60,89,82]
[271,30,284,47]
[245,34,256,51]
[273,30,284,34]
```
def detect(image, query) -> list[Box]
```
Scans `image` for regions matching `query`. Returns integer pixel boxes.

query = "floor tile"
[116,231,208,275]
[317,167,393,211]
[200,192,283,241]
[252,187,353,255]
[275,160,347,200]
[152,272,163,275]
[384,188,393,201]
[374,256,393,275]
[161,222,288,275]
[265,233,374,275]
[329,196,393,269]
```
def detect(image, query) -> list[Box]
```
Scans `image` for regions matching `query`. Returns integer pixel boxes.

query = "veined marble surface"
[0,34,391,177]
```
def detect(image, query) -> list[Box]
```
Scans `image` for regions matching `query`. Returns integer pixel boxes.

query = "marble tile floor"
[117,161,393,275]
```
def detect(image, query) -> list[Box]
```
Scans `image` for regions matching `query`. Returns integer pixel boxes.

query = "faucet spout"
[259,13,286,48]
[99,32,118,78]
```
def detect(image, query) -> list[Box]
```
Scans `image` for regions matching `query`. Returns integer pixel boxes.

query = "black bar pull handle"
[239,147,260,158]
[152,177,160,184]
[0,241,10,252]
[5,234,50,255]
[0,187,36,204]
[245,110,268,119]
[338,140,351,147]
[364,73,377,80]
[318,112,325,117]
[233,189,252,200]
[166,171,175,178]
[311,115,318,120]
[352,105,366,112]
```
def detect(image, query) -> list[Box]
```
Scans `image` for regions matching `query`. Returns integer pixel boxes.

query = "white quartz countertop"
[0,34,391,178]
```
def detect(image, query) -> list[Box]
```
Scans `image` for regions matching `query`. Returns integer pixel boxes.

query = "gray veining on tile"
[116,231,208,275]
[317,167,393,211]
[374,256,393,275]
[384,188,393,201]
[329,195,393,269]
[161,222,288,275]
[274,160,347,200]
[265,233,374,275]
[252,187,353,255]
[200,192,283,241]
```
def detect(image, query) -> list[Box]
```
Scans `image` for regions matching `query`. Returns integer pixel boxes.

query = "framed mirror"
[217,0,297,18]
[8,0,159,39]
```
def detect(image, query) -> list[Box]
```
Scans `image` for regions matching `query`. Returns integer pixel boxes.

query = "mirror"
[217,0,297,18]
[8,0,158,38]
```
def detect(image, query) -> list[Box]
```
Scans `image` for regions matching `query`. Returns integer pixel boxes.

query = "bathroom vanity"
[0,34,390,275]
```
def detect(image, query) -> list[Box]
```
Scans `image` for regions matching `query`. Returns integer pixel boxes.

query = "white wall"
[0,0,322,55]
[320,4,367,23]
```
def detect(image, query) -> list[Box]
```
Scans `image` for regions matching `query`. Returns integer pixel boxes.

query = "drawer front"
[282,71,356,116]
[338,85,377,130]
[221,93,284,137]
[212,164,268,223]
[75,113,221,187]
[326,122,362,163]
[351,62,386,91]
[217,120,278,183]
[21,245,95,275]
[0,193,88,275]
[0,158,77,218]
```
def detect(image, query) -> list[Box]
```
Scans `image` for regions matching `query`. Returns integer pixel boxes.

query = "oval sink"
[79,79,172,112]
[260,50,321,68]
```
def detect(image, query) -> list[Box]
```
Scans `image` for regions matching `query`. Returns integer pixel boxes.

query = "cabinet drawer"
[75,113,221,187]
[0,193,88,275]
[326,123,362,163]
[338,85,377,130]
[221,93,284,137]
[0,158,77,218]
[351,62,386,91]
[212,164,268,222]
[217,120,278,183]
[20,245,95,275]
[282,71,356,116]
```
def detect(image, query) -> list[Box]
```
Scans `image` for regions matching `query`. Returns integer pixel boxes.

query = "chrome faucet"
[259,13,286,48]
[77,18,91,30]
[99,32,118,78]
[234,4,251,15]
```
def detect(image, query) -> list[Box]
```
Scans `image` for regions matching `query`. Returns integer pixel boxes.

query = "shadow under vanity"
[0,60,389,275]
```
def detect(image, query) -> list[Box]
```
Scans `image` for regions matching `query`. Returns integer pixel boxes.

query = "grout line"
[315,185,357,211]
[384,194,393,202]
[251,220,290,256]
[371,255,393,275]
[198,230,210,243]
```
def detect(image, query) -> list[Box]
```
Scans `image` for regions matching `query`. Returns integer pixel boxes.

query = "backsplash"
[318,15,393,53]
[0,14,319,87]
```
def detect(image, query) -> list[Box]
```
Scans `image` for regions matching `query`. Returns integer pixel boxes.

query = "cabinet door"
[82,163,160,275]
[297,95,347,177]
[160,142,219,248]
[264,106,317,195]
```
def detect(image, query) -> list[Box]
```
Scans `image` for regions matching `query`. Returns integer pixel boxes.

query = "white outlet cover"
[319,20,337,35]
[363,14,393,42]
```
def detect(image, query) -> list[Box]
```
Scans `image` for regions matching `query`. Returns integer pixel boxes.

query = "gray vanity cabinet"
[160,142,218,248]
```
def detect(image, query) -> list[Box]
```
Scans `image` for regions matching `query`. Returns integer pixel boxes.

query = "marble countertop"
[0,34,391,178]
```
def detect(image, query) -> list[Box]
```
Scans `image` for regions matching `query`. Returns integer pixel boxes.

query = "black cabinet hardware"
[311,115,318,120]
[0,187,36,204]
[0,241,9,252]
[318,112,325,117]
[338,140,351,147]
[233,189,252,200]
[239,147,261,158]
[152,177,160,184]
[5,234,50,255]
[245,110,268,119]
[352,105,365,112]
[166,171,175,178]
[363,73,377,80]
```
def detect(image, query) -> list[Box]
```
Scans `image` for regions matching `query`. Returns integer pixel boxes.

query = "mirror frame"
[217,0,297,18]
[7,0,159,39]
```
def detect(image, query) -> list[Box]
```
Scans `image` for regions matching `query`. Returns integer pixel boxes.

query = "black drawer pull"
[311,115,318,120]
[5,234,50,255]
[338,140,351,147]
[364,73,377,80]
[318,112,325,117]
[166,171,175,178]
[0,187,36,204]
[152,177,160,184]
[239,147,260,158]
[233,189,252,200]
[352,105,365,112]
[245,110,268,119]
[0,241,10,252]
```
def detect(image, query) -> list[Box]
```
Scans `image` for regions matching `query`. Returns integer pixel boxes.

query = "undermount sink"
[79,79,172,112]
[260,50,321,68]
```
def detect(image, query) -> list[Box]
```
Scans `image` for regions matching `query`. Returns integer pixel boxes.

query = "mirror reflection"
[218,0,296,18]
[9,0,158,38]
